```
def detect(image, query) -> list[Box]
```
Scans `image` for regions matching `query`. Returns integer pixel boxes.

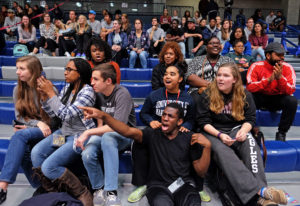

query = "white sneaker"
[28,52,35,56]
[105,192,121,206]
[93,189,106,206]
[64,52,71,57]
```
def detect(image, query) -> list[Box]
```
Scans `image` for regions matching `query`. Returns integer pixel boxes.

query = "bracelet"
[217,132,222,139]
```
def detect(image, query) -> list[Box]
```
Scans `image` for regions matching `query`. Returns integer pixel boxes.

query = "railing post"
[281,31,288,52]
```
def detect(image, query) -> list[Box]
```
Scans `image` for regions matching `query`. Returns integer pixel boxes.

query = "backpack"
[19,192,83,206]
[13,44,29,57]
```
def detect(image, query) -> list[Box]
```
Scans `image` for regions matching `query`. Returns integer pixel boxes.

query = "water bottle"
[73,134,83,154]
[39,47,43,55]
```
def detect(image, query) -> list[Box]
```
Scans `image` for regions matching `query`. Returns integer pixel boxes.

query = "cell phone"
[12,120,25,127]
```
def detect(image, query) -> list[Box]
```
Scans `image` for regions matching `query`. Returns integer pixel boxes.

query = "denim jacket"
[107,31,128,50]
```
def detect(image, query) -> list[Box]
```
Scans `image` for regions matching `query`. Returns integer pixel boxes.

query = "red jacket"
[246,60,296,95]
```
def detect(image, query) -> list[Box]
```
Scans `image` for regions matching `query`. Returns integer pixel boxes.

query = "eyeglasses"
[64,67,78,73]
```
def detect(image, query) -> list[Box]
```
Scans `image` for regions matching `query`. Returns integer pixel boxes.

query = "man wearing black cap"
[87,10,101,36]
[184,18,205,58]
[246,42,297,141]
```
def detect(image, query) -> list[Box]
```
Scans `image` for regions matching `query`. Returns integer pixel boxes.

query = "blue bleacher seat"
[121,68,152,81]
[120,82,152,98]
[0,103,14,124]
[1,56,18,66]
[286,140,300,171]
[264,141,297,172]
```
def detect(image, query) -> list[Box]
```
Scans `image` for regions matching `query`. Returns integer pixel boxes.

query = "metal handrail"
[281,26,300,56]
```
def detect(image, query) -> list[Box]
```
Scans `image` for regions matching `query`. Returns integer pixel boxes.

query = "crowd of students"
[0,3,296,206]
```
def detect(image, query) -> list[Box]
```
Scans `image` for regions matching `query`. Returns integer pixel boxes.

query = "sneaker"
[257,197,278,206]
[105,191,121,206]
[199,190,211,202]
[127,185,147,203]
[275,132,286,141]
[152,54,158,58]
[81,53,86,59]
[76,53,81,57]
[28,52,35,56]
[93,189,106,206]
[0,189,7,204]
[263,187,287,205]
[64,52,71,57]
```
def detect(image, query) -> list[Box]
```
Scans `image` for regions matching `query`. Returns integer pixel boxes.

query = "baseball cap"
[265,42,285,54]
[187,18,195,23]
[89,10,96,15]
[7,9,15,14]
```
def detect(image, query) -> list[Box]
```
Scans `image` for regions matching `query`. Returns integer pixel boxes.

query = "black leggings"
[35,36,57,52]
[252,93,297,133]
[58,36,76,56]
[75,33,91,54]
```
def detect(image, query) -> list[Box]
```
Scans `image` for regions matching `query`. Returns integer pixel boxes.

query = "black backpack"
[19,192,83,206]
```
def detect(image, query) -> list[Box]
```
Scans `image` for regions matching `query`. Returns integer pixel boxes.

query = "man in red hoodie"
[246,42,297,141]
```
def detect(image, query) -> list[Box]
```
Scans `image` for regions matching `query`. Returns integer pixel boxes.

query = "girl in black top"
[195,62,287,205]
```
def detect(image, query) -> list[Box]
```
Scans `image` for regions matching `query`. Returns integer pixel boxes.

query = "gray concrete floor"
[0,124,299,205]
[1,173,300,206]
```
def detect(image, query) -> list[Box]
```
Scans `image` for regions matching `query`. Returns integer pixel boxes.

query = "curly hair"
[206,62,246,121]
[158,41,184,64]
[85,37,112,62]
[229,26,247,45]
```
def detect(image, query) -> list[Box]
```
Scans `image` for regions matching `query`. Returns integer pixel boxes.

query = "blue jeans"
[129,50,149,68]
[31,130,80,180]
[178,42,186,58]
[187,37,206,58]
[81,132,132,191]
[0,127,44,187]
[251,47,265,60]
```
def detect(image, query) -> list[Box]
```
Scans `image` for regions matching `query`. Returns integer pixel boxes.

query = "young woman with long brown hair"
[0,56,51,204]
[195,62,287,206]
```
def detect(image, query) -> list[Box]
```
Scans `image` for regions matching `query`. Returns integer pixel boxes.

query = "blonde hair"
[206,62,246,121]
[76,15,89,32]
[15,56,50,123]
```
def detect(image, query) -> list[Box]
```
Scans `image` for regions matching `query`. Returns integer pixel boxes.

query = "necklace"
[165,89,180,104]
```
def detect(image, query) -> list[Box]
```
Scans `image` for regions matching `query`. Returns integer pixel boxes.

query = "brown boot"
[263,187,287,205]
[32,167,58,194]
[257,197,278,206]
[57,169,93,206]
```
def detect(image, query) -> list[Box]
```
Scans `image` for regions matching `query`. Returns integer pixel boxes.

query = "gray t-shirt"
[136,37,142,49]
[147,27,165,42]
[87,19,101,35]
[101,21,113,29]
[13,86,40,127]
[95,84,136,127]
[4,16,21,32]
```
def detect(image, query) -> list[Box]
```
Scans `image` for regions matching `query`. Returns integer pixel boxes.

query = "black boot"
[0,189,7,204]
[275,132,286,141]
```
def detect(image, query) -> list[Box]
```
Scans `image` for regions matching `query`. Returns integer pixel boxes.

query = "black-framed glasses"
[64,67,78,73]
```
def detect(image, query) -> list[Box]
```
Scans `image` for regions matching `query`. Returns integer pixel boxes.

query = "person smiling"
[79,103,211,206]
[151,42,187,91]
[195,62,287,206]
[185,36,233,94]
